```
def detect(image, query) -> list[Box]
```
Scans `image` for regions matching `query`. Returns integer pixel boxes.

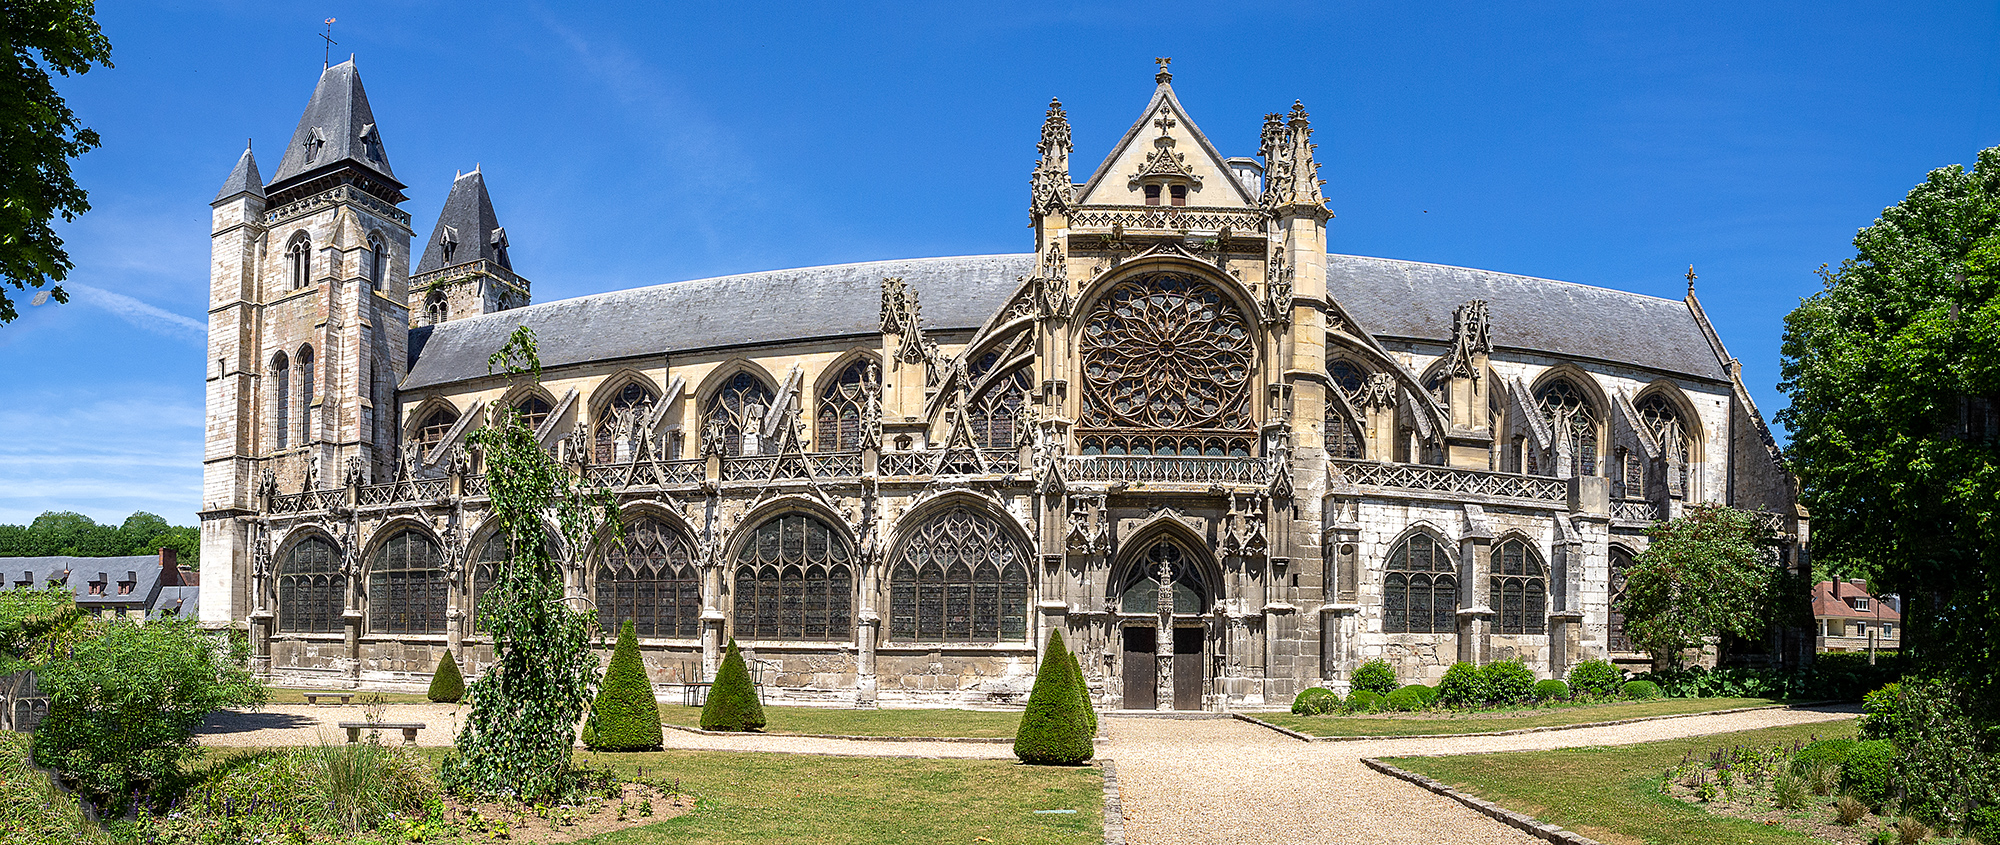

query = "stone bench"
[337,721,425,746]
[302,692,354,706]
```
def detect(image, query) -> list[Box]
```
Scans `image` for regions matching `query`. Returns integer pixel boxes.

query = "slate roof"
[402,252,1731,390]
[213,145,264,203]
[0,554,197,616]
[266,60,398,192]
[416,169,508,274]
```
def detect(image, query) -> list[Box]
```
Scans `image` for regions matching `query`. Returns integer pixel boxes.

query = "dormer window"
[359,123,383,162]
[1850,596,1870,611]
[88,573,107,596]
[1170,185,1187,206]
[302,127,326,164]
[1144,185,1161,206]
[118,572,136,595]
[438,226,459,266]
[490,227,510,270]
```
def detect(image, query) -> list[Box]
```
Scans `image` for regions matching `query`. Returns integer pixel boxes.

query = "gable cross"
[1685,264,1697,295]
[1154,108,1176,135]
[320,18,337,69]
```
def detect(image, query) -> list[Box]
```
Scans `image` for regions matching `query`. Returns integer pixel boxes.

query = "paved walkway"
[197,702,1860,844]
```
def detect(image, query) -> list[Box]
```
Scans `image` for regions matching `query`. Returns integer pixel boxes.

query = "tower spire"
[266,59,403,203]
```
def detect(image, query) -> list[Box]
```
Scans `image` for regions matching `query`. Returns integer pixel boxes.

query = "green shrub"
[1970,803,2000,845]
[1842,739,1896,809]
[1292,687,1336,715]
[1859,682,1906,741]
[1384,686,1427,712]
[1437,662,1488,708]
[1480,659,1535,704]
[585,619,663,751]
[1345,689,1385,713]
[1836,794,1869,825]
[1566,659,1624,698]
[1866,677,1998,829]
[1791,738,1857,774]
[1352,658,1398,695]
[1013,630,1093,765]
[427,649,465,703]
[1532,679,1570,702]
[700,638,766,732]
[1774,768,1808,810]
[1069,653,1097,736]
[1621,679,1663,700]
[1402,683,1438,706]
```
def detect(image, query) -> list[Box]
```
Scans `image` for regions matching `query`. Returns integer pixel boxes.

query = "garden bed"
[1255,696,1783,737]
[654,704,1023,739]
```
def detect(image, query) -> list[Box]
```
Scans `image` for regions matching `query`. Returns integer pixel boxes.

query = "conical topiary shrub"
[428,649,465,703]
[701,637,766,732]
[1013,630,1093,765]
[1068,651,1097,737]
[584,619,663,751]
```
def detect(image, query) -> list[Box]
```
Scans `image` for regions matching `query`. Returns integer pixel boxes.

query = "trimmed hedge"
[1292,687,1338,715]
[1352,659,1398,695]
[1791,738,1857,775]
[700,638,766,732]
[1841,739,1896,808]
[1532,679,1570,702]
[1401,683,1438,707]
[427,650,464,704]
[1345,689,1385,713]
[1480,659,1535,704]
[1014,630,1093,765]
[1567,659,1624,698]
[1970,803,2000,845]
[1069,652,1097,736]
[584,619,663,751]
[1384,686,1427,712]
[1622,679,1663,700]
[1437,662,1487,708]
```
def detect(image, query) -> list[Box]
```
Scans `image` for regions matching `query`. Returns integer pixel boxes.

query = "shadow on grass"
[195,710,316,734]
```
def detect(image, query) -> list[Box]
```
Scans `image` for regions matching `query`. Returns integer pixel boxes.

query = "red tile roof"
[1811,580,1901,622]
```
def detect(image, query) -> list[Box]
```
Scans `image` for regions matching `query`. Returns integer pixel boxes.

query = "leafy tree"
[115,512,169,552]
[28,511,119,556]
[1777,144,2000,713]
[0,586,82,672]
[700,638,765,732]
[584,619,662,750]
[440,327,614,801]
[143,526,200,569]
[1617,504,1789,669]
[1012,630,1092,765]
[32,617,263,815]
[0,0,113,324]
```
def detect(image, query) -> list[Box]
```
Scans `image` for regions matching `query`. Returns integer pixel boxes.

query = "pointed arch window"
[424,289,447,325]
[1118,540,1209,615]
[471,532,505,634]
[815,358,876,452]
[369,529,446,635]
[731,513,853,641]
[416,407,458,455]
[273,352,291,450]
[515,394,553,434]
[1636,392,1691,494]
[887,505,1030,642]
[705,371,775,458]
[298,346,315,444]
[1608,546,1635,652]
[594,381,657,464]
[286,232,311,290]
[595,516,700,638]
[367,232,386,291]
[1328,360,1366,397]
[1383,533,1456,634]
[277,535,342,634]
[1535,377,1599,476]
[1325,401,1363,460]
[1490,537,1547,635]
[968,353,1031,450]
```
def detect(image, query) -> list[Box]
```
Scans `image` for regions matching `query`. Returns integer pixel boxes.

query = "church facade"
[199,61,1808,709]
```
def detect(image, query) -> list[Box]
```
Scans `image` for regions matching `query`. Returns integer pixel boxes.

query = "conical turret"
[410,167,528,327]
[213,143,264,204]
[265,59,404,205]
[417,168,509,273]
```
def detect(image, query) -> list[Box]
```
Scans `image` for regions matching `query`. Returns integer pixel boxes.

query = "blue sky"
[2,1,1997,527]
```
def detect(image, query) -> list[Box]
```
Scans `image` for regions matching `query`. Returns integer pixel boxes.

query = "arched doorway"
[1113,537,1213,711]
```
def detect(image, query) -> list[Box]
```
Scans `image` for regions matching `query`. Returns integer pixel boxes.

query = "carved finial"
[1261,100,1328,219]
[1154,57,1172,84]
[1685,264,1697,295]
[1031,98,1073,216]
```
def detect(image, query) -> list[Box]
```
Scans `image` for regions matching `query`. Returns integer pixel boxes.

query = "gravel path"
[1104,704,1860,845]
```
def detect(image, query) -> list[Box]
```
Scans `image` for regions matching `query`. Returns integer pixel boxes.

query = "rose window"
[1078,273,1255,456]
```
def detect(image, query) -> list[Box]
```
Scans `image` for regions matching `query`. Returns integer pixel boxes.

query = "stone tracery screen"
[1490,538,1547,635]
[815,358,877,452]
[732,513,853,641]
[277,535,343,634]
[967,351,1031,450]
[887,505,1031,642]
[1535,378,1599,477]
[1383,533,1456,634]
[706,372,776,457]
[1635,392,1690,494]
[1608,546,1634,652]
[594,382,656,464]
[596,517,701,638]
[1118,540,1208,615]
[1078,272,1256,457]
[368,529,447,635]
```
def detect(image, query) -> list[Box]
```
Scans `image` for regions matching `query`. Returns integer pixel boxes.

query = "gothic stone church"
[199,60,1808,709]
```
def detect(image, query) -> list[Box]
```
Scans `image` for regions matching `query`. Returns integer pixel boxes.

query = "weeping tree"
[441,326,616,800]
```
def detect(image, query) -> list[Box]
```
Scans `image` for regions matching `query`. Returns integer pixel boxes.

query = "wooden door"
[1122,626,1156,710]
[1172,627,1204,710]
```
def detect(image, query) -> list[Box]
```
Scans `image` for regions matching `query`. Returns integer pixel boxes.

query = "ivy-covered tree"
[1777,144,2000,713]
[441,327,615,801]
[1617,504,1790,669]
[0,0,113,324]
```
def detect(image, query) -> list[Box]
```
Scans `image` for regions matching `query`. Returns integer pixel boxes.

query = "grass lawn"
[1255,696,1782,737]
[1383,719,1859,845]
[575,750,1100,845]
[656,705,1022,738]
[262,687,435,705]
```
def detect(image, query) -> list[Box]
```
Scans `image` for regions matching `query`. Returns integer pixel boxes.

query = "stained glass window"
[594,382,656,464]
[1383,534,1456,634]
[732,513,853,641]
[273,352,290,450]
[369,530,446,635]
[1325,401,1364,459]
[277,535,342,634]
[595,516,700,638]
[967,356,1031,450]
[706,372,775,457]
[887,505,1030,642]
[816,359,876,452]
[1078,272,1256,456]
[1490,538,1547,635]
[1535,377,1599,476]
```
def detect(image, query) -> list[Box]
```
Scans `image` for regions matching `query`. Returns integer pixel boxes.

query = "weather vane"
[320,18,338,69]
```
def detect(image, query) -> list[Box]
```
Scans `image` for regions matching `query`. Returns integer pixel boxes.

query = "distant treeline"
[0,511,200,569]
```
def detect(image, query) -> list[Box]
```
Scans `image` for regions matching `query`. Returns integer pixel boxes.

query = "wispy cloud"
[64,284,206,345]
[0,390,204,525]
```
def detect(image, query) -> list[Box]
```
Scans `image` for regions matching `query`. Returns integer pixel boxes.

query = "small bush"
[1069,653,1097,736]
[1894,816,1931,845]
[1401,683,1438,707]
[1384,686,1427,712]
[1480,659,1535,704]
[1836,794,1869,825]
[1622,679,1663,700]
[1352,659,1398,695]
[427,649,465,703]
[1858,682,1908,741]
[1013,630,1093,765]
[1345,689,1385,713]
[585,619,663,751]
[1841,739,1896,809]
[1791,738,1857,775]
[1532,679,1570,702]
[1567,659,1624,698]
[1292,687,1337,715]
[1773,769,1807,810]
[1969,803,2000,845]
[1437,662,1488,708]
[700,638,766,732]
[1805,758,1842,796]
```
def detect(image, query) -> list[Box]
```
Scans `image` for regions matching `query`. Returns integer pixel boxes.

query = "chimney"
[159,547,180,586]
[1848,578,1868,590]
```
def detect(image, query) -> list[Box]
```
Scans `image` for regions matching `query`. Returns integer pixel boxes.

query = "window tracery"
[967,354,1031,450]
[274,352,290,450]
[286,232,311,290]
[595,517,700,638]
[732,513,853,641]
[1383,533,1456,634]
[416,407,457,455]
[369,529,446,635]
[1608,546,1634,652]
[887,505,1030,642]
[1325,401,1363,460]
[424,289,447,325]
[1078,273,1255,456]
[298,346,314,443]
[1490,538,1547,635]
[1118,540,1208,615]
[815,359,876,452]
[1535,377,1599,476]
[1328,360,1366,396]
[367,232,386,291]
[516,395,553,433]
[471,532,504,633]
[1636,392,1691,493]
[594,382,656,463]
[277,535,342,634]
[705,372,775,458]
